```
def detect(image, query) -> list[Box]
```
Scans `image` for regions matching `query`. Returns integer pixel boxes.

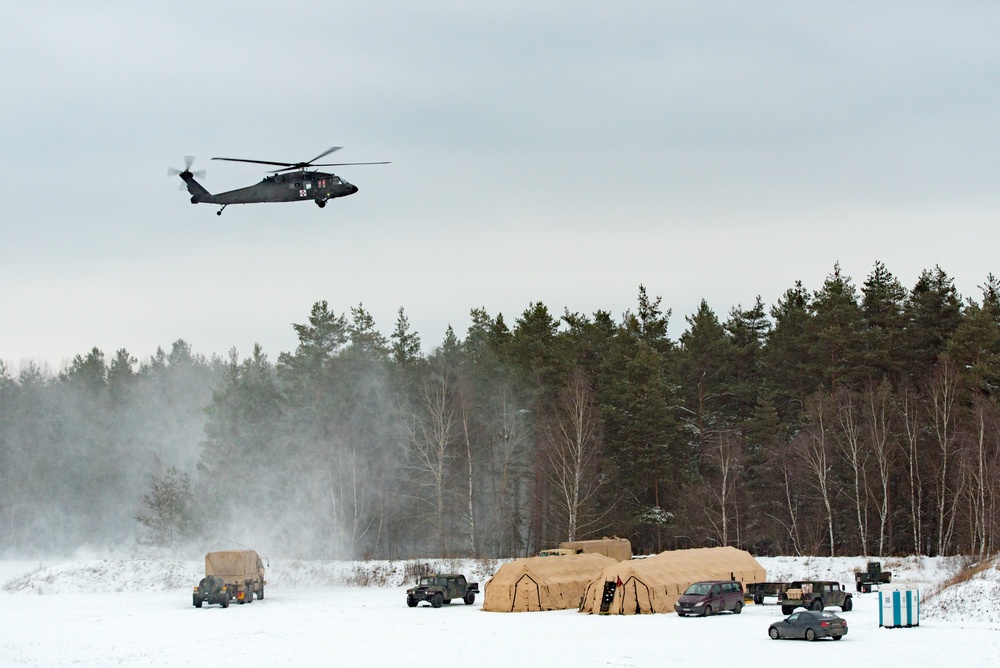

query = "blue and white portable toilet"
[879,588,919,628]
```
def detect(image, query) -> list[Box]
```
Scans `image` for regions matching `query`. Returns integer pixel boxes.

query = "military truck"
[778,581,853,615]
[854,561,892,593]
[405,573,479,608]
[193,549,266,608]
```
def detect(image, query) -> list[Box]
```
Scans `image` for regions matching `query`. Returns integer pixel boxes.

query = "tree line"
[1,261,998,559]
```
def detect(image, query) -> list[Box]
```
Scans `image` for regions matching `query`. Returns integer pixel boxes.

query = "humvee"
[778,580,853,615]
[406,574,479,608]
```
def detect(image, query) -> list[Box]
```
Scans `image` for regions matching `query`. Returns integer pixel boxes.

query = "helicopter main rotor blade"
[306,146,342,164]
[211,157,295,167]
[311,161,391,166]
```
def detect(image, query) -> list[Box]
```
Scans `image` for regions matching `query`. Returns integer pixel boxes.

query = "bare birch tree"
[403,363,458,556]
[834,388,869,554]
[899,385,924,554]
[864,379,895,556]
[486,387,530,556]
[797,390,836,556]
[540,369,605,541]
[927,356,961,555]
[967,397,998,558]
[703,428,743,547]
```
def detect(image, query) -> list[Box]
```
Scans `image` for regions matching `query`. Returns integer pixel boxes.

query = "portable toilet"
[879,588,919,628]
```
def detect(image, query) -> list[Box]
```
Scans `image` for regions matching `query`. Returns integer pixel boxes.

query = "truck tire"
[432,593,444,608]
[258,587,264,600]
[193,596,202,608]
[222,596,229,609]
[810,599,823,611]
[464,592,476,605]
[407,596,417,607]
[842,596,853,611]
[781,605,795,615]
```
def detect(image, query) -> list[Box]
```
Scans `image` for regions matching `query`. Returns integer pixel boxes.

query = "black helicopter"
[169,147,388,215]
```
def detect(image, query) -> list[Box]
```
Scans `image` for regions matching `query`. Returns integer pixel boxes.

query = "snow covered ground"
[1,554,997,666]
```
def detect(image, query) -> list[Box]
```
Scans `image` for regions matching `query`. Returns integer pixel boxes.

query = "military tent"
[483,553,617,612]
[578,546,766,615]
[558,537,632,562]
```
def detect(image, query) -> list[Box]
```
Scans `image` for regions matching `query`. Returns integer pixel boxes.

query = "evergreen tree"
[809,263,863,389]
[390,306,422,366]
[601,287,680,553]
[136,456,194,546]
[677,299,736,440]
[762,280,815,422]
[947,276,1000,398]
[860,261,908,384]
[902,266,963,384]
[724,297,770,422]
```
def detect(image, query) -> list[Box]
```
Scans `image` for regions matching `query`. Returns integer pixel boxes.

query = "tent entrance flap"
[600,581,616,613]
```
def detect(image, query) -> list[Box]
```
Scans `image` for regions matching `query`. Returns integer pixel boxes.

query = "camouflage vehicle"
[193,549,266,608]
[778,581,853,615]
[854,561,892,593]
[406,574,479,608]
[538,548,576,557]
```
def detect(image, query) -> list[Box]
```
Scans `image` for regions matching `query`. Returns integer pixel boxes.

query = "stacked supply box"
[879,588,919,628]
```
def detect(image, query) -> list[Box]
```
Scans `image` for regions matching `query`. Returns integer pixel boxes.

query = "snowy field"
[1,555,998,667]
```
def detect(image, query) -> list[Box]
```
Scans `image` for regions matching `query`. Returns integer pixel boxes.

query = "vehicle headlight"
[693,602,704,606]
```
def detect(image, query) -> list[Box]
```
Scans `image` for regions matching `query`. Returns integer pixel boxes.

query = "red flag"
[616,576,623,587]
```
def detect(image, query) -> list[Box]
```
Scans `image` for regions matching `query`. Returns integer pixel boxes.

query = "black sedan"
[768,610,848,641]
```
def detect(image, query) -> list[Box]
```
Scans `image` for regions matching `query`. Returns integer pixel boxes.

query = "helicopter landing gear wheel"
[217,205,227,216]
[315,198,327,208]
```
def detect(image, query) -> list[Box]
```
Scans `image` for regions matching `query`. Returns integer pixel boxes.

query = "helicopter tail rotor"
[168,155,206,179]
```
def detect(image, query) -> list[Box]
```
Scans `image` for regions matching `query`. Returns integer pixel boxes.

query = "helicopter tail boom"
[179,171,213,203]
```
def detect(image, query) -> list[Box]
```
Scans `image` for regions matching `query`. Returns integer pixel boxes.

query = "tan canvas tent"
[558,537,632,562]
[578,546,766,615]
[483,553,617,612]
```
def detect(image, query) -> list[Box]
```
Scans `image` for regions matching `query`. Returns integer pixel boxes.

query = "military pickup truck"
[778,581,853,615]
[406,573,479,608]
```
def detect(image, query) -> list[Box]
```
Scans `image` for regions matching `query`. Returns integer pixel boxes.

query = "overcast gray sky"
[3,1,999,370]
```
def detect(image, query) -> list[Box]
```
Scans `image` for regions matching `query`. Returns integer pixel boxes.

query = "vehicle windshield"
[419,577,434,585]
[683,583,711,596]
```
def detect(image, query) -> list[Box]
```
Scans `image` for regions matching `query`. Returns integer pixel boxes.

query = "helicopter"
[169,147,389,215]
